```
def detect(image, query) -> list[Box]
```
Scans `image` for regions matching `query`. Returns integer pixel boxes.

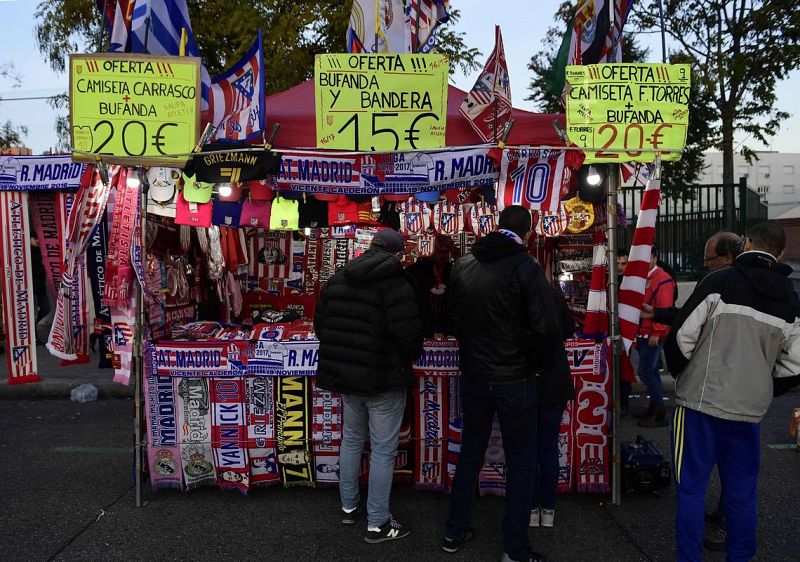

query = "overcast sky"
[1,0,798,154]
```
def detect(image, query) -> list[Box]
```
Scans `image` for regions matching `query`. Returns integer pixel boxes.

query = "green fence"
[618,177,768,280]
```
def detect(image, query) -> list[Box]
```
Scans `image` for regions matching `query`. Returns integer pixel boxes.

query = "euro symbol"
[405,112,439,149]
[152,122,178,155]
[650,124,672,150]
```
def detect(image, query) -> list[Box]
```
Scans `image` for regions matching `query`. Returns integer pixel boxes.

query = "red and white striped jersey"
[398,198,432,236]
[431,200,464,235]
[497,148,584,212]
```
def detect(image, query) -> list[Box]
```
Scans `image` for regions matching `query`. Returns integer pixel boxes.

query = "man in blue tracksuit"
[665,222,800,561]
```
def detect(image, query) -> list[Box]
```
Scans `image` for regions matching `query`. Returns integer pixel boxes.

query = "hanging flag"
[496,148,585,212]
[128,0,210,110]
[618,169,661,353]
[406,0,450,53]
[96,1,134,52]
[459,26,512,143]
[621,161,650,187]
[208,31,266,143]
[583,231,608,337]
[347,0,409,54]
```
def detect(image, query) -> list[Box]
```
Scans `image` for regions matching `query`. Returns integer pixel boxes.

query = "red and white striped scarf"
[479,416,507,497]
[414,375,447,492]
[0,191,40,384]
[618,172,661,353]
[582,231,608,337]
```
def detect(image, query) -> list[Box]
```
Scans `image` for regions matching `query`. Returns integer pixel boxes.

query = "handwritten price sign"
[566,63,690,164]
[315,54,448,151]
[69,53,201,166]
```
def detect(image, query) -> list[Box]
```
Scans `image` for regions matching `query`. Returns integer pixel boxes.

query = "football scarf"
[303,229,322,295]
[446,376,463,491]
[87,216,114,368]
[468,201,498,237]
[582,231,609,338]
[413,375,447,491]
[144,346,184,491]
[398,198,432,236]
[275,376,315,487]
[618,172,661,353]
[111,297,137,385]
[0,191,40,384]
[29,190,68,300]
[61,252,91,366]
[184,142,281,183]
[567,339,611,493]
[478,416,507,497]
[556,400,575,493]
[176,377,217,490]
[312,378,342,486]
[284,236,306,292]
[431,201,464,235]
[497,148,584,212]
[211,376,251,494]
[48,170,112,360]
[104,168,137,308]
[246,376,280,487]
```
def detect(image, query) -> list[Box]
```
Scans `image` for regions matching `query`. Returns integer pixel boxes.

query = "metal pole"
[606,164,622,506]
[656,0,668,63]
[134,170,147,507]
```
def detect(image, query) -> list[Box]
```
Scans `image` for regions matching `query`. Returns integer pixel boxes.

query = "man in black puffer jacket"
[442,206,557,562]
[314,229,423,545]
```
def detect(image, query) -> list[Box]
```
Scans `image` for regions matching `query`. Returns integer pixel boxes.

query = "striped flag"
[208,31,265,143]
[347,0,409,53]
[129,0,210,110]
[406,0,450,53]
[618,169,661,353]
[459,26,512,143]
[582,231,608,337]
[96,1,134,52]
[621,161,650,187]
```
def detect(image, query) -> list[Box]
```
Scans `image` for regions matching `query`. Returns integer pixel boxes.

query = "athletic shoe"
[500,548,548,561]
[364,517,410,544]
[529,508,540,527]
[541,508,555,527]
[442,528,474,553]
[703,524,726,551]
[341,505,362,525]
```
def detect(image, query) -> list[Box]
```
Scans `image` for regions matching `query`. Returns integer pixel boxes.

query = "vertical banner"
[275,376,315,487]
[0,191,40,384]
[246,376,280,487]
[445,375,462,491]
[28,190,67,301]
[556,399,575,493]
[176,378,217,490]
[210,377,251,494]
[87,217,114,368]
[144,365,184,491]
[413,376,447,491]
[568,339,611,492]
[312,378,342,486]
[478,416,507,497]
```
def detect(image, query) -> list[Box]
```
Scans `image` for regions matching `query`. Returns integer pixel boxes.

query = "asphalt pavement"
[1,375,798,561]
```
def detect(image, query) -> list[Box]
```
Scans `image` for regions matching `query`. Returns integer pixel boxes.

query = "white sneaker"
[541,508,555,528]
[529,508,540,527]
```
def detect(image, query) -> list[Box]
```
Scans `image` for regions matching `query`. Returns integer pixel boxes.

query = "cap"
[211,199,243,227]
[298,195,328,228]
[147,167,180,203]
[370,228,405,253]
[218,182,243,202]
[248,178,275,201]
[269,197,300,230]
[240,199,271,228]
[175,192,212,227]
[278,188,304,200]
[182,173,214,203]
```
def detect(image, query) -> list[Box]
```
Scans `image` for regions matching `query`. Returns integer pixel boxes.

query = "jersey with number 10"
[496,148,584,212]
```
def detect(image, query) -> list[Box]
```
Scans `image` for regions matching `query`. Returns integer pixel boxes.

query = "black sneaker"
[341,505,362,525]
[703,524,726,551]
[501,549,548,562]
[364,517,410,544]
[442,528,475,553]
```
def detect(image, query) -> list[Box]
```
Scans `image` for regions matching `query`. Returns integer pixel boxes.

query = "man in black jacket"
[442,206,557,562]
[314,229,423,544]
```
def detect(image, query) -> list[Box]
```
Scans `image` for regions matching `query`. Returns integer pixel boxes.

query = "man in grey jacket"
[664,222,800,562]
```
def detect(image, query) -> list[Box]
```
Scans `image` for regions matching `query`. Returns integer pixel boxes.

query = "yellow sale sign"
[315,54,448,151]
[70,53,201,165]
[565,63,690,163]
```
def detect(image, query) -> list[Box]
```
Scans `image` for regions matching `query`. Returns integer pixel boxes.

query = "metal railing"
[618,177,768,280]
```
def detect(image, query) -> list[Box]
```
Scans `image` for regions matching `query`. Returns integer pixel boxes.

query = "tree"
[0,63,28,150]
[527,1,716,187]
[632,0,800,222]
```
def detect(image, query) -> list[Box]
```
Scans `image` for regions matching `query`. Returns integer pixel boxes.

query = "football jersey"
[416,232,436,258]
[496,148,585,212]
[468,201,499,237]
[398,198,432,236]
[535,205,570,237]
[431,200,464,235]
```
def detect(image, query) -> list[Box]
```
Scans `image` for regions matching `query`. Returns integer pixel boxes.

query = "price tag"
[69,53,201,166]
[565,63,690,163]
[315,54,448,151]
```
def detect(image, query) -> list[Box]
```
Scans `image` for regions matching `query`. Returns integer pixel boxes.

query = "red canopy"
[264,80,565,149]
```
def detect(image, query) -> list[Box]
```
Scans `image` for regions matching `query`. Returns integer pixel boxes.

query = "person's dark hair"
[651,243,659,258]
[747,221,786,257]
[712,231,743,259]
[498,205,532,238]
[617,248,629,257]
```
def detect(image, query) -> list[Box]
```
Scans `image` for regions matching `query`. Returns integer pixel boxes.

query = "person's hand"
[648,334,660,347]
[641,304,655,320]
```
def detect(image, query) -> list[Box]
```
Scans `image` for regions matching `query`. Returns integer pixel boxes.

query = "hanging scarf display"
[312,378,342,486]
[87,215,113,368]
[246,376,280,487]
[275,376,315,487]
[303,229,322,295]
[413,375,447,491]
[144,344,184,491]
[556,400,575,493]
[61,251,91,366]
[567,339,611,493]
[0,191,40,384]
[29,190,67,300]
[319,237,337,286]
[284,236,306,292]
[103,168,138,308]
[446,376,462,492]
[582,231,609,338]
[47,169,113,360]
[111,296,137,385]
[176,377,216,490]
[210,376,251,494]
[478,416,507,497]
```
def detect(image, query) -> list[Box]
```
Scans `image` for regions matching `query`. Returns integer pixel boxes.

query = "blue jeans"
[531,401,565,511]
[637,337,664,406]
[445,376,537,561]
[339,389,406,527]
